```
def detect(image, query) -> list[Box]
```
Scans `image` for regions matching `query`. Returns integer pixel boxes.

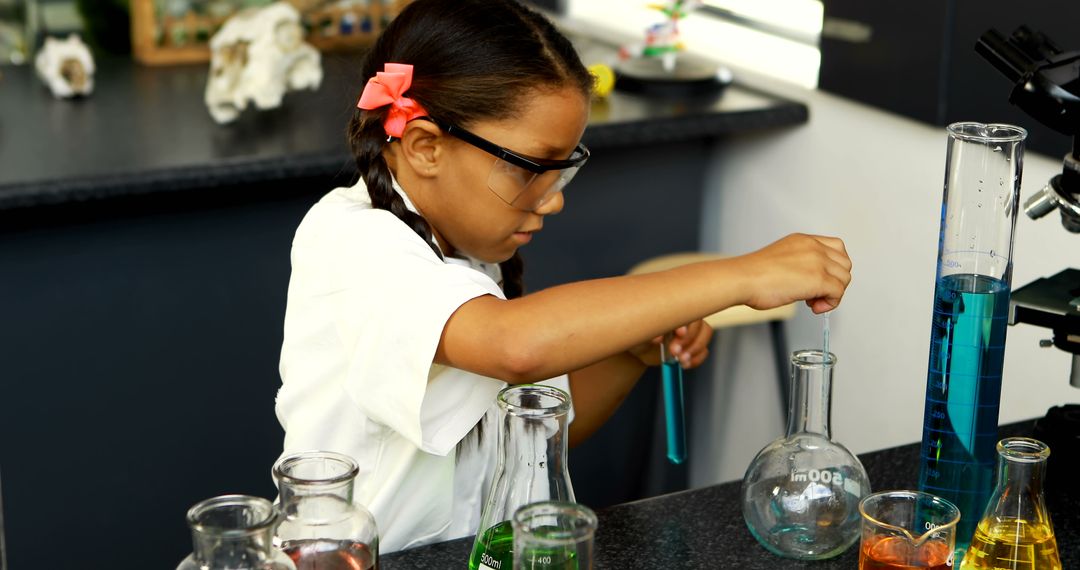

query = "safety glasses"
[425,118,590,212]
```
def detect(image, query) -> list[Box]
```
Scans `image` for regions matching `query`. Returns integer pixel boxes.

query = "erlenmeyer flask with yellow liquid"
[960,437,1061,570]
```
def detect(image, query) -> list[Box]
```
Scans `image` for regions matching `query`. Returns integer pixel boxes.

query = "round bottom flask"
[741,350,870,560]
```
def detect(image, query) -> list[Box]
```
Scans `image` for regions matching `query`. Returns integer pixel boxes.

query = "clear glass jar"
[741,350,870,560]
[469,384,575,570]
[176,495,295,570]
[272,451,379,570]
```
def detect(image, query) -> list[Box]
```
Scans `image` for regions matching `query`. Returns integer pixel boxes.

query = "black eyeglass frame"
[422,117,590,174]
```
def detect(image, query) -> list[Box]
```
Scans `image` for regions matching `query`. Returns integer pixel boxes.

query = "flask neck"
[278,480,355,514]
[998,460,1046,498]
[273,451,359,515]
[786,350,834,438]
[987,438,1052,521]
[496,385,575,503]
[501,405,572,480]
[187,496,279,567]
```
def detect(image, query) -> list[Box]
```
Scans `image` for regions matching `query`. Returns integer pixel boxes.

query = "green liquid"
[470,521,513,570]
[470,521,581,570]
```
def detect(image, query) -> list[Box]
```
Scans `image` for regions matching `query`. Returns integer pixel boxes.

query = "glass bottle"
[176,495,296,570]
[741,350,870,560]
[918,123,1026,551]
[272,451,379,570]
[960,437,1061,570]
[469,384,575,570]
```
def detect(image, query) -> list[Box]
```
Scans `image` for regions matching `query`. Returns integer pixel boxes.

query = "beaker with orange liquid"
[859,491,960,570]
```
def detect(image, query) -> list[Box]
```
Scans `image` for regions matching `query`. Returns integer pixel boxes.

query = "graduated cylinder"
[918,122,1026,551]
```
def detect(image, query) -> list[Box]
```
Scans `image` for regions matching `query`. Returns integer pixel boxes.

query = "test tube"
[512,501,597,570]
[660,333,687,464]
[918,122,1026,551]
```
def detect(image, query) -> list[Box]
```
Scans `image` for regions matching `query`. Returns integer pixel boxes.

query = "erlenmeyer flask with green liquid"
[469,385,575,570]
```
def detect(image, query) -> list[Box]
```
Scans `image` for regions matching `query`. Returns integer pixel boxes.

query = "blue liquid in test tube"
[661,336,687,465]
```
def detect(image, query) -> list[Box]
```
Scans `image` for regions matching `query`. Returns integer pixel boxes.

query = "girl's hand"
[734,233,852,314]
[629,320,714,369]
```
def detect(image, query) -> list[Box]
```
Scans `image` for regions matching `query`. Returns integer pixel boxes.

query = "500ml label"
[479,553,503,570]
[791,468,844,485]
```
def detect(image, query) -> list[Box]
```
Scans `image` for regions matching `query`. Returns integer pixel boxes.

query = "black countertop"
[382,421,1079,569]
[0,54,806,210]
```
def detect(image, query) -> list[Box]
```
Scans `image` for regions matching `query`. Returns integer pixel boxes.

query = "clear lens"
[488,158,540,207]
[487,158,582,211]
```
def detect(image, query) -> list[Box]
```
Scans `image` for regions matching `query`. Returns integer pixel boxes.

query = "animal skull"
[35,34,95,98]
[205,2,323,124]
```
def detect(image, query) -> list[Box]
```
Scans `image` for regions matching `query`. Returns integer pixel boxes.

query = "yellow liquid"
[960,518,1061,570]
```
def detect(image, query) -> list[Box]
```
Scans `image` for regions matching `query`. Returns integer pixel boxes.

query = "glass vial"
[741,350,870,560]
[176,495,296,570]
[470,384,575,570]
[960,438,1061,570]
[512,501,597,570]
[272,451,379,570]
[918,123,1026,551]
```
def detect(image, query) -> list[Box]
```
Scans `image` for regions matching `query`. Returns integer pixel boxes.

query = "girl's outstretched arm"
[435,233,850,383]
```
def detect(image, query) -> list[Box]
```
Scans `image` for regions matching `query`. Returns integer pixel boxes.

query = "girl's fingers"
[811,235,852,272]
[807,296,839,314]
[682,347,709,369]
[685,323,713,354]
[823,247,853,272]
[811,234,848,256]
[672,322,713,365]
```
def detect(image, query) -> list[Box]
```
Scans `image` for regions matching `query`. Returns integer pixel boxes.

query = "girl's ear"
[398,119,446,179]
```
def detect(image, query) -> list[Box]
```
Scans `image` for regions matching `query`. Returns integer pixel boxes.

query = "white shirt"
[276,177,572,553]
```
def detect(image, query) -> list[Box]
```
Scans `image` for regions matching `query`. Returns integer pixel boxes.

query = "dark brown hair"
[348,0,594,299]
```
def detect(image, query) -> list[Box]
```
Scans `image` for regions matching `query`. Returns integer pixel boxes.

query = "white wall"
[690,78,1080,487]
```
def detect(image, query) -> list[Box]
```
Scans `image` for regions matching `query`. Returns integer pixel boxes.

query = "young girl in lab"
[276,0,852,553]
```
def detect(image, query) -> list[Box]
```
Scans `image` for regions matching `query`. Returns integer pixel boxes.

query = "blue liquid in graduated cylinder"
[919,273,1010,550]
[661,361,687,464]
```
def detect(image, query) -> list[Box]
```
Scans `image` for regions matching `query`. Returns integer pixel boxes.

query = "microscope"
[977,27,1080,386]
[977,26,1080,500]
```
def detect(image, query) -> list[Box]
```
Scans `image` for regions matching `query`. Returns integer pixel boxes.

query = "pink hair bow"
[356,63,429,139]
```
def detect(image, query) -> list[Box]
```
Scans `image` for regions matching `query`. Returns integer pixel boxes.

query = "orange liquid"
[282,539,377,570]
[860,536,953,570]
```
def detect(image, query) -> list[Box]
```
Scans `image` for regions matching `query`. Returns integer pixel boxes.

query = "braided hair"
[347,0,593,299]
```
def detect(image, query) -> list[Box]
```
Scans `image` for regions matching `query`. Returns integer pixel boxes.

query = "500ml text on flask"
[790,468,844,484]
[480,552,503,569]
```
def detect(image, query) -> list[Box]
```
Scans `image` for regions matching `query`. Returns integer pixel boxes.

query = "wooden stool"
[627,252,797,416]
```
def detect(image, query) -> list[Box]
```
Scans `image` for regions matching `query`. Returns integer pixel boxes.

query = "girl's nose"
[534,189,565,216]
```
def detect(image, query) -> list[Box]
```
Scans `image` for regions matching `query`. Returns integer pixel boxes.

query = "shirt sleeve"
[292,204,506,454]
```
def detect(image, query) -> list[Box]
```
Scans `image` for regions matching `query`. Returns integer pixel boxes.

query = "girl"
[276,0,852,553]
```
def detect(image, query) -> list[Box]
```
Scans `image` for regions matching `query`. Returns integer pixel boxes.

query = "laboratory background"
[1,0,1078,568]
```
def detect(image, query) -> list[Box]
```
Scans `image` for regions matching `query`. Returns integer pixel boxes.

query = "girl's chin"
[459,246,516,265]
